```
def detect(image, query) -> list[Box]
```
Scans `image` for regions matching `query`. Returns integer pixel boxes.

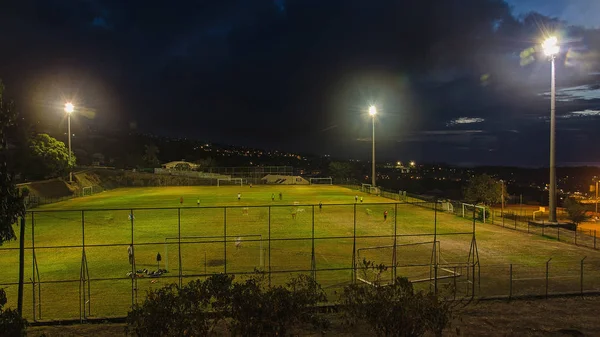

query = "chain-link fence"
[1,199,599,323]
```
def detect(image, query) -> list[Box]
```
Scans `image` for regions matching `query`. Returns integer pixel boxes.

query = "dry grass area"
[28,296,600,336]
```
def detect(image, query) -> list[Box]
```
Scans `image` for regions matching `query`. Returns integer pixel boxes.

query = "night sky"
[0,1,598,166]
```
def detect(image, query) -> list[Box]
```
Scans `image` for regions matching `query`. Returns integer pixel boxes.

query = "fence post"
[545,258,552,298]
[268,206,271,286]
[311,205,316,282]
[595,230,597,250]
[130,209,135,308]
[17,217,25,319]
[223,207,227,274]
[527,221,529,234]
[393,203,397,282]
[352,204,357,284]
[575,229,577,245]
[509,264,513,300]
[514,212,517,229]
[557,226,560,241]
[178,208,182,288]
[580,256,587,297]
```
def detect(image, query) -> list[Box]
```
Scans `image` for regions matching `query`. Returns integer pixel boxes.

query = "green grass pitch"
[1,185,599,320]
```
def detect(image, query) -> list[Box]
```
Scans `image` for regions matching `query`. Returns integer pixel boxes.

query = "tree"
[328,161,352,182]
[25,133,76,179]
[564,198,589,228]
[0,80,25,245]
[463,174,504,206]
[143,144,160,168]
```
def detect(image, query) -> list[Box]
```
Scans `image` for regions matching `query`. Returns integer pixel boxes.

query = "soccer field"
[1,185,600,321]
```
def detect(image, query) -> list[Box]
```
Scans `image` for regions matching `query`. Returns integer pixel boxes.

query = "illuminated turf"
[1,185,598,320]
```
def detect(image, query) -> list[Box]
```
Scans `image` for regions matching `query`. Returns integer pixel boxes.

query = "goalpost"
[309,177,332,185]
[356,241,462,287]
[368,186,380,195]
[461,203,486,223]
[217,178,243,187]
[360,183,371,193]
[164,235,264,271]
[82,186,93,196]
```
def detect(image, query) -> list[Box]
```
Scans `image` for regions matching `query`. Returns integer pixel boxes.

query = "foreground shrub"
[228,273,328,336]
[340,277,452,337]
[125,274,233,337]
[0,289,28,337]
[126,273,327,336]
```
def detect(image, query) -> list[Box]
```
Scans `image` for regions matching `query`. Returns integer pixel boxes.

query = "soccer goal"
[309,177,332,185]
[82,186,93,196]
[217,178,243,187]
[368,186,380,195]
[356,241,462,287]
[461,203,486,223]
[164,235,264,271]
[360,183,372,193]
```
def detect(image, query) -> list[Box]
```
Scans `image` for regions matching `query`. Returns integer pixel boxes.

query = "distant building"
[161,161,200,171]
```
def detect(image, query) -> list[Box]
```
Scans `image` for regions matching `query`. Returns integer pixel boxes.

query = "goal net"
[368,186,380,195]
[356,241,461,287]
[164,235,264,271]
[360,184,371,193]
[461,203,487,223]
[309,177,332,185]
[217,178,243,187]
[82,186,93,196]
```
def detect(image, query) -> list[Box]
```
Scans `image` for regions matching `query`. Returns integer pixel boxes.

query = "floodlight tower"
[369,106,377,187]
[64,102,74,183]
[542,36,559,223]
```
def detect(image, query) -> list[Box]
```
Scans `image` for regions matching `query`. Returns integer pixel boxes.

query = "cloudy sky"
[0,0,598,166]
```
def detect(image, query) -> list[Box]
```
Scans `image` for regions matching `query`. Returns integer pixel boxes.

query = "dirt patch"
[206,259,225,267]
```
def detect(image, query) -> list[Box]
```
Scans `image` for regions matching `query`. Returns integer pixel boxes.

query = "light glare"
[542,36,559,56]
[368,106,377,116]
[65,102,74,114]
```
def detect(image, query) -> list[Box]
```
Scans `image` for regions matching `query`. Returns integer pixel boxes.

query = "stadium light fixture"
[65,102,74,114]
[542,36,559,57]
[368,105,377,116]
[64,103,74,182]
[542,36,559,223]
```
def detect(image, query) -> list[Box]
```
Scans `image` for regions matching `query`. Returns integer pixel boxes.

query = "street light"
[64,102,74,183]
[368,106,377,187]
[542,36,560,223]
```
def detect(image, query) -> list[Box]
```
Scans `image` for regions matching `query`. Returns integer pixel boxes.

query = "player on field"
[197,198,200,207]
[271,193,275,201]
[355,195,358,203]
[128,244,134,265]
[360,197,363,203]
[235,237,242,250]
[384,210,388,221]
[319,201,323,212]
[180,196,183,205]
[279,192,283,200]
[237,193,241,201]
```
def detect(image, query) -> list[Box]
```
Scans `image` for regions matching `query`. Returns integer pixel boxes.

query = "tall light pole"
[64,102,74,183]
[543,36,559,223]
[368,106,377,187]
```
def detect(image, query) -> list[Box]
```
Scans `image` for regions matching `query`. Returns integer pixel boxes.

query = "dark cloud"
[0,0,599,165]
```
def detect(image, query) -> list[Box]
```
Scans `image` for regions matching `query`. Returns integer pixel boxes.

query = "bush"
[228,273,328,336]
[340,277,452,337]
[126,273,327,336]
[125,274,233,337]
[0,289,27,337]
